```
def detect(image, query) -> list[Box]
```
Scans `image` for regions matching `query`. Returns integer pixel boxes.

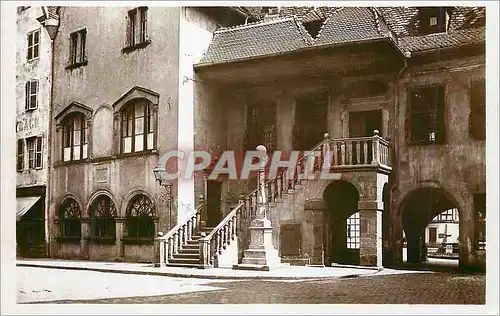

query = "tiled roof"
[398,26,485,52]
[47,6,59,19]
[198,6,485,66]
[200,17,311,64]
[315,7,391,46]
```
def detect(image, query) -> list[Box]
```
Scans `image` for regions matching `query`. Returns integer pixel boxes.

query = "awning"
[16,196,41,221]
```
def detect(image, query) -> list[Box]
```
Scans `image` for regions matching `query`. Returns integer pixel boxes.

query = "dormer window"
[418,7,448,35]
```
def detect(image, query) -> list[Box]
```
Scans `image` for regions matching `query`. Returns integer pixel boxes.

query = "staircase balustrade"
[154,203,203,267]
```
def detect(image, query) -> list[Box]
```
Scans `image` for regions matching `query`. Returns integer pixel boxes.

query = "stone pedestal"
[233,206,283,271]
[359,209,382,267]
[233,145,285,271]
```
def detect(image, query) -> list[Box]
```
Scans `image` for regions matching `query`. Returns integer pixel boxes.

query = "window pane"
[36,137,42,151]
[34,31,39,44]
[127,118,133,136]
[135,101,145,117]
[30,96,37,109]
[74,117,81,130]
[30,81,37,94]
[64,147,71,161]
[73,145,81,160]
[36,153,42,168]
[135,117,144,135]
[134,134,143,152]
[147,133,154,149]
[82,144,88,159]
[124,137,132,153]
[34,44,39,58]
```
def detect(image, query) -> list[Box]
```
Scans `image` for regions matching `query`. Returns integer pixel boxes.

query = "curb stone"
[16,263,382,281]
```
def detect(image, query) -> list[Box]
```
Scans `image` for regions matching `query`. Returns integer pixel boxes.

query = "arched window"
[126,194,156,239]
[121,99,154,154]
[62,113,88,161]
[59,199,81,238]
[89,195,117,241]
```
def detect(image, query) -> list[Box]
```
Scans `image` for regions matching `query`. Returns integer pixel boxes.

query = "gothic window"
[59,199,81,238]
[121,99,154,154]
[126,195,156,239]
[62,113,88,162]
[89,195,117,240]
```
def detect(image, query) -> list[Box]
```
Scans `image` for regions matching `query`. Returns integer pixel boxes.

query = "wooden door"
[349,110,382,137]
[206,181,222,228]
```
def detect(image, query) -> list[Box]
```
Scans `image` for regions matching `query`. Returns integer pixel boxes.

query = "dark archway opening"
[323,180,360,266]
[401,187,460,271]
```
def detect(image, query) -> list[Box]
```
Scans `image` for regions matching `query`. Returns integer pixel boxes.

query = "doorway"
[293,92,328,150]
[323,180,360,265]
[349,110,382,137]
[206,180,222,228]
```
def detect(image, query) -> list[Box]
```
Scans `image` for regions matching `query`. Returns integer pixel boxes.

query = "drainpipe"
[44,14,59,258]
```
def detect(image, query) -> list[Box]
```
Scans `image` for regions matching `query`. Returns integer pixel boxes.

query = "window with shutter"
[35,137,43,169]
[25,80,38,111]
[26,137,36,169]
[17,139,24,172]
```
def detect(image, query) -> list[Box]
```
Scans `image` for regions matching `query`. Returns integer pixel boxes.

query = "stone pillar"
[233,145,284,271]
[381,109,390,139]
[116,219,125,259]
[113,112,122,155]
[276,91,294,151]
[341,111,349,138]
[86,117,93,159]
[358,202,382,267]
[80,218,90,259]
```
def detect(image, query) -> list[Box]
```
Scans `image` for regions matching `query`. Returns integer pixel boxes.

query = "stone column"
[86,117,93,159]
[358,201,382,267]
[233,145,283,271]
[381,109,390,139]
[80,218,90,259]
[116,219,125,259]
[341,111,349,138]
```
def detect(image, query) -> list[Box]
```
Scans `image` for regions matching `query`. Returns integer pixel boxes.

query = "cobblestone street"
[17,267,485,305]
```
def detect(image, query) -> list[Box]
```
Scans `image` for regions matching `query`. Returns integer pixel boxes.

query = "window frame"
[124,195,156,243]
[469,78,486,140]
[25,80,39,111]
[27,29,40,61]
[120,100,154,154]
[59,199,82,239]
[26,136,42,170]
[418,7,447,35]
[408,85,446,146]
[61,113,88,163]
[67,29,88,69]
[124,7,150,53]
[89,196,117,243]
[346,212,360,249]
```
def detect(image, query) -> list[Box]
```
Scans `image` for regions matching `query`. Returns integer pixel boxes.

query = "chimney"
[263,6,280,22]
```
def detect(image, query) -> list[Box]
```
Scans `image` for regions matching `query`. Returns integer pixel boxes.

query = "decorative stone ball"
[256,145,267,154]
[373,129,380,135]
[324,132,330,139]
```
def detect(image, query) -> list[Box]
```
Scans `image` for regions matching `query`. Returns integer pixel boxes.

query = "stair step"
[168,257,200,264]
[182,244,199,250]
[178,248,199,254]
[172,253,200,259]
[166,262,204,269]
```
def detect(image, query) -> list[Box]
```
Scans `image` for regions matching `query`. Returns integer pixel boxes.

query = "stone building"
[47,6,254,262]
[46,6,486,271]
[186,6,486,270]
[16,6,59,258]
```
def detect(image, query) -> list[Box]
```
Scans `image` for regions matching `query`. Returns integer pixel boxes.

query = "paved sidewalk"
[17,259,386,280]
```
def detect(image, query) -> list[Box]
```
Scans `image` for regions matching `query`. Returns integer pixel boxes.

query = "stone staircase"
[165,226,215,268]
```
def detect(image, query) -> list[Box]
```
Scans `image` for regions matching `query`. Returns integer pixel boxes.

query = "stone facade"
[16,6,58,257]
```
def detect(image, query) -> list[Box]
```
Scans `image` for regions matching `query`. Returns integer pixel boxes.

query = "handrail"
[159,204,202,240]
[204,203,244,241]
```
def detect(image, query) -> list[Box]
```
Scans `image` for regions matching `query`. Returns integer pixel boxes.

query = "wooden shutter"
[36,136,43,168]
[25,82,30,110]
[17,139,24,171]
